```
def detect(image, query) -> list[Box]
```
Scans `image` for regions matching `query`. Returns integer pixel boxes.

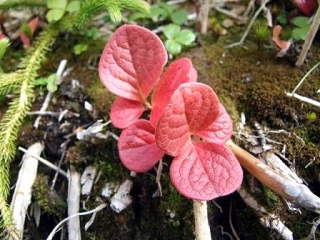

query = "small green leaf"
[150,6,168,20]
[85,28,100,40]
[34,77,48,86]
[158,2,174,14]
[276,12,287,25]
[66,1,80,13]
[73,43,88,55]
[292,27,309,41]
[174,29,196,46]
[163,24,180,40]
[171,10,188,25]
[292,16,310,27]
[47,0,67,9]
[165,39,181,55]
[128,12,150,21]
[46,74,58,93]
[46,9,65,22]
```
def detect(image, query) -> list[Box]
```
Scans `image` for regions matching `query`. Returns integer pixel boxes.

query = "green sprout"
[306,112,317,123]
[162,24,196,56]
[254,23,269,48]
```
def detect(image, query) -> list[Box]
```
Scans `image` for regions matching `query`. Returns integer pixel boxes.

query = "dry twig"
[226,0,270,48]
[10,142,44,239]
[67,166,81,240]
[226,140,320,214]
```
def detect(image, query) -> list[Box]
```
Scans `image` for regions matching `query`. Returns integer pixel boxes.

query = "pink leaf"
[155,83,220,156]
[294,0,318,16]
[118,120,164,172]
[99,24,167,102]
[20,17,39,48]
[110,97,145,129]
[29,17,39,34]
[197,104,233,144]
[150,58,197,127]
[170,142,243,200]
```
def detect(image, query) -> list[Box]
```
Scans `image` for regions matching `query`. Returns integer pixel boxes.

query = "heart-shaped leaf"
[174,29,196,46]
[46,9,65,22]
[155,82,220,156]
[170,142,243,200]
[110,97,145,129]
[150,58,197,127]
[197,104,233,144]
[118,120,164,172]
[99,24,167,102]
[165,39,181,55]
[163,24,180,40]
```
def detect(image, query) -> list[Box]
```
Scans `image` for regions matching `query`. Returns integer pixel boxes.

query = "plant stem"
[193,200,211,240]
[295,4,320,67]
[226,140,320,214]
[291,61,320,94]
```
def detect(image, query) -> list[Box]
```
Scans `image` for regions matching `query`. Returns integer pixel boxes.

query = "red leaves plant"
[98,24,243,200]
[155,83,242,199]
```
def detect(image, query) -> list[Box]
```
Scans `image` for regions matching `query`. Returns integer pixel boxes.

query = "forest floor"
[4,6,320,240]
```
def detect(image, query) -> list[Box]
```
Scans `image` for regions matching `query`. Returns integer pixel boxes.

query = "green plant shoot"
[163,24,196,55]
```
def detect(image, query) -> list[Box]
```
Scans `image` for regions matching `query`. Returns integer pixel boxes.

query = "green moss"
[86,78,115,118]
[32,174,66,217]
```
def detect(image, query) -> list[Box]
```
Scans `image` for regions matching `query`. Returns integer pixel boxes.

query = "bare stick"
[67,166,81,240]
[295,5,320,67]
[193,200,211,240]
[46,203,108,240]
[226,0,269,48]
[198,0,210,34]
[238,188,294,240]
[10,142,44,239]
[286,92,320,108]
[18,146,68,178]
[226,140,320,213]
[34,59,67,128]
[304,216,320,240]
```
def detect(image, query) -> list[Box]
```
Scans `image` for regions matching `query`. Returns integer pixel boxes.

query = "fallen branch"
[226,140,320,214]
[67,166,81,240]
[10,142,44,239]
[18,146,68,178]
[238,188,294,240]
[286,92,320,108]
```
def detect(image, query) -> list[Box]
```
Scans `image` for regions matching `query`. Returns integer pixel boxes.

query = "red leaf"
[197,104,233,144]
[150,58,197,127]
[294,0,318,16]
[155,83,220,156]
[20,17,39,48]
[99,24,167,102]
[29,17,39,34]
[170,142,243,200]
[110,97,145,129]
[118,120,164,172]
